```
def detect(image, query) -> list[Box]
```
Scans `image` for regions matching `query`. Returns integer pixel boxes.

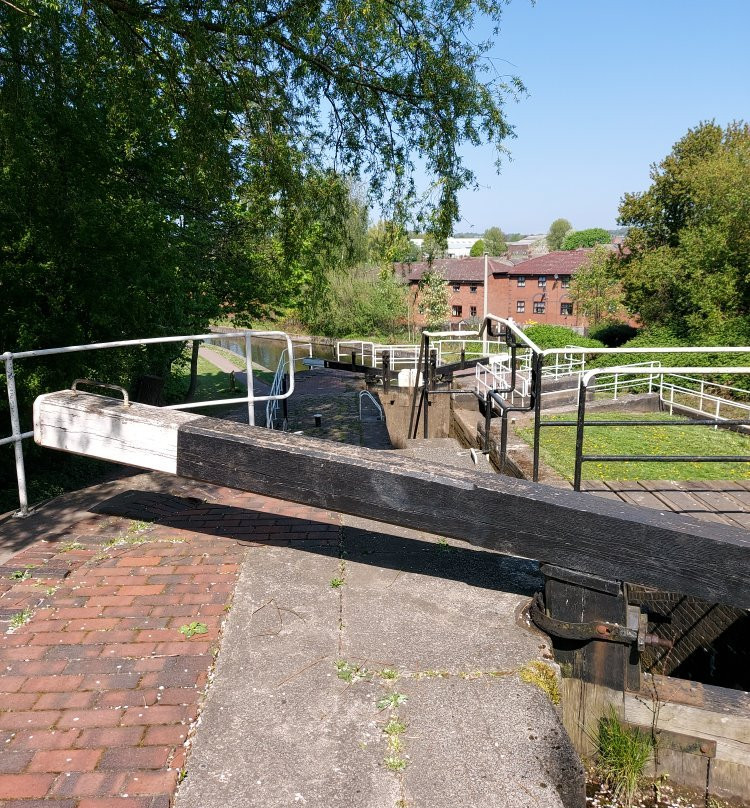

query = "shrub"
[303,265,408,339]
[589,322,639,347]
[523,324,604,350]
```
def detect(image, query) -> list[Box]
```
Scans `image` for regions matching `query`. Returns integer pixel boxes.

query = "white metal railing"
[359,390,384,421]
[265,349,289,429]
[475,354,529,405]
[374,344,421,370]
[336,340,377,366]
[659,374,750,423]
[2,330,296,516]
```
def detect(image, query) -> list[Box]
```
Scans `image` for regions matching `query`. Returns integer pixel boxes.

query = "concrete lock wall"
[375,387,451,448]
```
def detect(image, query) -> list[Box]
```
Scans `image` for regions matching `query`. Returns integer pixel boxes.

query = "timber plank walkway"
[582,480,750,529]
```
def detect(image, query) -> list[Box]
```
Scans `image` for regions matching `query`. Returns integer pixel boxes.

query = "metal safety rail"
[529,346,750,483]
[2,330,296,516]
[359,390,384,421]
[265,348,290,430]
[336,337,511,372]
[568,366,750,491]
[467,319,750,482]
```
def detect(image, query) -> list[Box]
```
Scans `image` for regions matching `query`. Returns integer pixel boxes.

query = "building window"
[470,305,477,317]
[533,302,546,314]
[452,283,460,292]
[561,275,570,288]
[538,276,546,287]
[469,285,477,294]
[560,302,573,316]
[517,276,525,287]
[516,301,525,313]
[452,305,462,317]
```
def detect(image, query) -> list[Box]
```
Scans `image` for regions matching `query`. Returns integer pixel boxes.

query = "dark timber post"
[382,353,390,392]
[539,564,640,691]
[499,410,509,474]
[424,348,437,439]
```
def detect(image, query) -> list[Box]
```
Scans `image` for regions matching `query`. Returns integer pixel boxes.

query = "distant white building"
[410,237,480,259]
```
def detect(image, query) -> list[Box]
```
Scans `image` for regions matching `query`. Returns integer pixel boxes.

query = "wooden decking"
[582,480,750,530]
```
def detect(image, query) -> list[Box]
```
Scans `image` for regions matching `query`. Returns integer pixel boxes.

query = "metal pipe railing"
[2,330,296,516]
[570,366,750,491]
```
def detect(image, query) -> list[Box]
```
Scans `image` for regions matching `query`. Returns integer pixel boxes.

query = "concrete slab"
[401,677,584,808]
[176,519,584,808]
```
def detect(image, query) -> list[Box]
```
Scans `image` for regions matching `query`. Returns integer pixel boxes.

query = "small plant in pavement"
[179,621,208,638]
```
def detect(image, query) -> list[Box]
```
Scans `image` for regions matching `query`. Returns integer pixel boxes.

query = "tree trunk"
[185,339,201,402]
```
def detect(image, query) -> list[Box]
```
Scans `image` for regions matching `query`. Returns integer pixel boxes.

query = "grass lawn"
[518,411,750,481]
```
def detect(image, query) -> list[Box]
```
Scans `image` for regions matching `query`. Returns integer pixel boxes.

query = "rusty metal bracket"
[71,379,130,406]
[529,593,672,649]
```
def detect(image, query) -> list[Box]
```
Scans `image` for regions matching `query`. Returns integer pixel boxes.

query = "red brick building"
[401,250,595,330]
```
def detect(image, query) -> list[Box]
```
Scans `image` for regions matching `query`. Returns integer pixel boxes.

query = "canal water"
[213,334,335,374]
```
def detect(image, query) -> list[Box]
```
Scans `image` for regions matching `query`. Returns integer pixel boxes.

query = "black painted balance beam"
[33,390,750,610]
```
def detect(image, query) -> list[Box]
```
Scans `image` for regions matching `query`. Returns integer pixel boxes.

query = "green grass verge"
[200,345,276,385]
[518,411,750,481]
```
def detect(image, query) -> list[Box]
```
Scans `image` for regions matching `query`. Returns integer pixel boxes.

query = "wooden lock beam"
[33,390,750,610]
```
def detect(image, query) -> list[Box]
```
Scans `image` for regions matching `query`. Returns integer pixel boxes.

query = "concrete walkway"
[0,365,585,807]
[0,470,583,808]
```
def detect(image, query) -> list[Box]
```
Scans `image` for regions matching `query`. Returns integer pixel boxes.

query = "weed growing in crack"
[377,692,407,711]
[435,538,452,552]
[335,660,370,683]
[58,540,85,552]
[9,565,37,581]
[595,707,653,808]
[9,608,33,629]
[378,693,409,773]
[179,622,208,638]
[330,577,345,588]
[378,668,399,681]
[519,660,560,705]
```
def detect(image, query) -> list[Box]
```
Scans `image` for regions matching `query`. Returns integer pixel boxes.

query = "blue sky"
[451,0,750,235]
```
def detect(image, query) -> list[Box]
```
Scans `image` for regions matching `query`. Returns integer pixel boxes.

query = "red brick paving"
[0,483,340,806]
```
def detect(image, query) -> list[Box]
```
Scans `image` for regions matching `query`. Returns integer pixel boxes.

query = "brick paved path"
[0,480,339,807]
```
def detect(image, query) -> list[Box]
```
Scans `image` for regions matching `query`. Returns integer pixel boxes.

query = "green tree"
[304,265,408,338]
[568,245,623,327]
[547,218,572,250]
[561,228,611,250]
[483,227,507,256]
[367,221,415,267]
[417,271,450,329]
[469,239,485,257]
[617,121,750,337]
[420,234,447,263]
[0,0,524,400]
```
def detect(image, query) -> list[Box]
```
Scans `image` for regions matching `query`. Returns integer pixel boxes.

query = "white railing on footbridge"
[473,314,750,481]
[2,330,296,516]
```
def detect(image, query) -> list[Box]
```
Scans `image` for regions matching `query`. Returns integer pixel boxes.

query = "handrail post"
[573,376,588,492]
[499,407,509,475]
[484,391,492,453]
[4,353,29,517]
[424,348,437,439]
[244,332,255,426]
[532,354,544,482]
